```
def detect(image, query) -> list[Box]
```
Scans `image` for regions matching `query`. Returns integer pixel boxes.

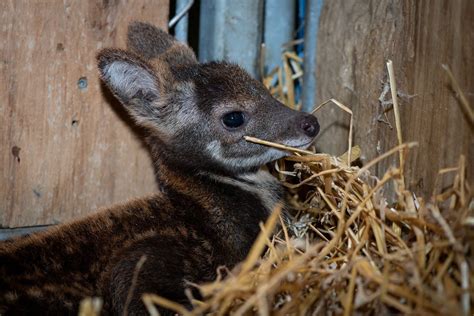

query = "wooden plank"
[314,0,473,197]
[0,0,169,227]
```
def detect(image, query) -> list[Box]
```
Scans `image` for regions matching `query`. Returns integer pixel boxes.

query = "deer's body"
[0,22,319,315]
[1,169,280,314]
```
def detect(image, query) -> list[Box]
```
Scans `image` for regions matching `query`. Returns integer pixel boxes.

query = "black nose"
[299,114,320,137]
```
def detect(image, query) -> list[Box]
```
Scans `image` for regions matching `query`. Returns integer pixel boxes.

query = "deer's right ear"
[97,48,161,122]
[127,21,198,67]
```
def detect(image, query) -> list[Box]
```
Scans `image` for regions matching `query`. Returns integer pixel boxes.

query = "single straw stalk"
[386,60,405,190]
[442,64,474,125]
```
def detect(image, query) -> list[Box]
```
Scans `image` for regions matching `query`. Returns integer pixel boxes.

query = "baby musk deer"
[0,22,319,315]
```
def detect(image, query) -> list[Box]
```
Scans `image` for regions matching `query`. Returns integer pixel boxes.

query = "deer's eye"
[222,111,245,129]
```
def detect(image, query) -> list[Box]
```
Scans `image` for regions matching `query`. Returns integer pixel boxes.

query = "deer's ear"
[127,21,197,67]
[98,49,161,123]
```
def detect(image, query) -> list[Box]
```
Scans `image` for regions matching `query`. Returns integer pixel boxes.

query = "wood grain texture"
[314,0,473,198]
[0,0,169,227]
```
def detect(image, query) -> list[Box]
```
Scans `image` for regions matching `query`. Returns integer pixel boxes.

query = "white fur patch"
[208,170,282,214]
[102,61,158,100]
[206,140,285,170]
[205,136,313,170]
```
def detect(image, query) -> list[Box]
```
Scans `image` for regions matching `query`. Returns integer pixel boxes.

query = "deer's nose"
[299,115,320,138]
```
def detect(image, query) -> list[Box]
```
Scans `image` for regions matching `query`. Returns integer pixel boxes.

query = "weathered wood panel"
[314,0,473,197]
[0,0,169,227]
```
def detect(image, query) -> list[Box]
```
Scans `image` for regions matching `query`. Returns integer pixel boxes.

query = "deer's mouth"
[283,139,314,150]
[295,141,313,149]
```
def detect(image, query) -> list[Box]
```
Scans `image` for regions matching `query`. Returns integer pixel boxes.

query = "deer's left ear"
[97,48,168,126]
[98,48,159,104]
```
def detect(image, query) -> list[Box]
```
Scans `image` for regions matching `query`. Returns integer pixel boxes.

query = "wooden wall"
[0,0,169,228]
[314,0,473,198]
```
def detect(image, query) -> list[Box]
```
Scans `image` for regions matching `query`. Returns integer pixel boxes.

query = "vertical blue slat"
[302,0,323,112]
[263,0,296,74]
[199,0,264,78]
[174,0,190,43]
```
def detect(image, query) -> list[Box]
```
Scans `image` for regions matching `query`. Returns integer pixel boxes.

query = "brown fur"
[0,22,319,315]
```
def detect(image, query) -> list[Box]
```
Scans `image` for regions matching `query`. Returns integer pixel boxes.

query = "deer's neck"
[151,145,285,260]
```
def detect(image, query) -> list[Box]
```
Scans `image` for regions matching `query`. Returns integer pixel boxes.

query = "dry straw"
[80,53,472,316]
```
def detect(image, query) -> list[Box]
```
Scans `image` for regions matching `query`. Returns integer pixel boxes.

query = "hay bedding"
[81,57,473,315]
[178,146,471,316]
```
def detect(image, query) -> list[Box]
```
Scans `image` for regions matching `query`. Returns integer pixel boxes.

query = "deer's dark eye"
[222,111,245,129]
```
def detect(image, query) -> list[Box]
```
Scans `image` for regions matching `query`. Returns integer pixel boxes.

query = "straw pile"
[161,144,470,315]
[81,52,473,316]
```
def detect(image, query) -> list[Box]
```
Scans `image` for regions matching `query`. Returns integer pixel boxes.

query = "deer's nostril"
[300,115,320,137]
[302,122,314,133]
